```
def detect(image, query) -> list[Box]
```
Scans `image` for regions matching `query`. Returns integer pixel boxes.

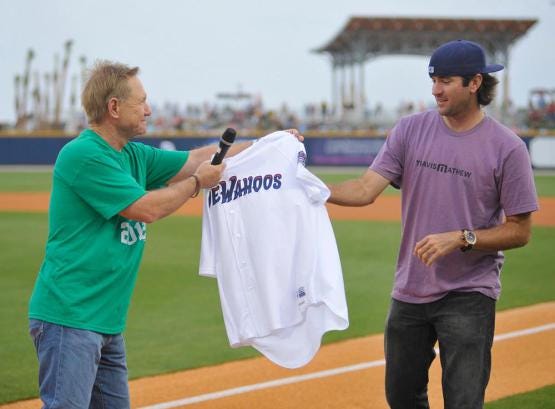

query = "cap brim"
[482,64,504,73]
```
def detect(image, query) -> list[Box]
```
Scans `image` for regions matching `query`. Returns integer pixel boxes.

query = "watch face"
[465,230,477,245]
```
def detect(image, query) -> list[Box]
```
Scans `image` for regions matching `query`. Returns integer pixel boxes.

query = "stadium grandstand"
[2,16,553,137]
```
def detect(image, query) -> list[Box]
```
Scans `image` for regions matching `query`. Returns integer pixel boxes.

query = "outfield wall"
[1,132,554,168]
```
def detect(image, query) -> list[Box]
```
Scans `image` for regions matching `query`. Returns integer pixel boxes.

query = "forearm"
[168,141,254,184]
[327,179,376,206]
[414,213,532,266]
[123,159,224,223]
[168,146,218,183]
[227,140,255,157]
[327,170,391,206]
[122,176,200,223]
[473,214,532,251]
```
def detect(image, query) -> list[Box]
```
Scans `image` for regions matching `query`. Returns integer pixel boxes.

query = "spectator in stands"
[326,39,538,409]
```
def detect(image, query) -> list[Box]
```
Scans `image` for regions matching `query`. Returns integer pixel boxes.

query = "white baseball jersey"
[199,131,348,368]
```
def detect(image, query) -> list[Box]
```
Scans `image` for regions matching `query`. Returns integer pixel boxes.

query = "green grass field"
[0,170,553,405]
[484,385,555,409]
[1,170,555,196]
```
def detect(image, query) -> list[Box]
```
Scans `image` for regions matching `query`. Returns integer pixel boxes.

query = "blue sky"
[1,0,554,122]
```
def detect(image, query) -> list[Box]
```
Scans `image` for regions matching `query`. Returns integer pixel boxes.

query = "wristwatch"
[461,229,477,252]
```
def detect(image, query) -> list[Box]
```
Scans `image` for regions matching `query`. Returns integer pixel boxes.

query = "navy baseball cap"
[428,40,504,77]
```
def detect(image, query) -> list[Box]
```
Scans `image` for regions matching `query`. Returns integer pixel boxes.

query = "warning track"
[2,302,553,409]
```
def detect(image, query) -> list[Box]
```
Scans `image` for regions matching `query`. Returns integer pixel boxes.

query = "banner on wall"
[303,138,385,166]
[1,134,553,169]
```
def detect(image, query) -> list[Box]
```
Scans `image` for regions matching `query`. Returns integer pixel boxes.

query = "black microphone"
[211,128,237,165]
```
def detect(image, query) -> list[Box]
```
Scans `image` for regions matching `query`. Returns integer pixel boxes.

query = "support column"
[359,58,365,120]
[500,47,510,123]
[350,59,356,111]
[331,59,338,118]
[339,61,346,120]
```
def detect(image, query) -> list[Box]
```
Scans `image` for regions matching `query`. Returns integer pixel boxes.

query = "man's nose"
[432,82,442,96]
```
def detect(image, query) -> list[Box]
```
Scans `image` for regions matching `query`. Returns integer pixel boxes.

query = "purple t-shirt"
[370,110,538,303]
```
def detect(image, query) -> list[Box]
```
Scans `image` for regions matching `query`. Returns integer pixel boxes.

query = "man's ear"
[107,97,120,119]
[469,74,483,94]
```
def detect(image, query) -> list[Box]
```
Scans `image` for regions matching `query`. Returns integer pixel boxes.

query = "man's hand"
[414,231,462,266]
[195,160,225,188]
[285,128,304,141]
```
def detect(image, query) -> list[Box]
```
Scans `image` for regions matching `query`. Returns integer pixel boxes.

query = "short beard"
[438,98,475,118]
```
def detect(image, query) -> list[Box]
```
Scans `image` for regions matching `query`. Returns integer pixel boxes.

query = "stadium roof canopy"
[314,16,537,63]
[313,16,538,123]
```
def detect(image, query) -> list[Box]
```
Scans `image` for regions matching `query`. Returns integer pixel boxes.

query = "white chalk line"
[138,322,555,409]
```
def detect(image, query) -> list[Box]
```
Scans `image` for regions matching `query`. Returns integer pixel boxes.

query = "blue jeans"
[29,319,130,409]
[384,292,495,409]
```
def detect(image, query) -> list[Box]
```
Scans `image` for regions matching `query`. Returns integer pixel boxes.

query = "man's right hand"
[195,160,225,188]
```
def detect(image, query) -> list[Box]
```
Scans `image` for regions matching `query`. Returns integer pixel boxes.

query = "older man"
[28,60,301,408]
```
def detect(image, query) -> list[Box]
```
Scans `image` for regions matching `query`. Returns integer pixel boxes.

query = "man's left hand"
[414,231,462,266]
[285,129,304,142]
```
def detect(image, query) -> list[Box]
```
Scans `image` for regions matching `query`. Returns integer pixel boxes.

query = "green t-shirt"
[29,129,189,334]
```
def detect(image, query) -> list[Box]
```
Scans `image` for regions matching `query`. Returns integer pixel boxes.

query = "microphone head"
[222,128,237,144]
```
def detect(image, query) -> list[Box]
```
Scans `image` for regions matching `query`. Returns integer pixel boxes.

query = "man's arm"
[120,130,305,223]
[168,129,305,184]
[327,169,391,206]
[167,142,253,184]
[414,212,533,266]
[119,161,223,223]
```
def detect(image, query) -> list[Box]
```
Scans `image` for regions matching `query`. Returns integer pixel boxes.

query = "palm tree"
[15,48,35,128]
[53,40,73,129]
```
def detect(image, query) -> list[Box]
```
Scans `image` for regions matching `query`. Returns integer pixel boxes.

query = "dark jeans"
[384,292,496,409]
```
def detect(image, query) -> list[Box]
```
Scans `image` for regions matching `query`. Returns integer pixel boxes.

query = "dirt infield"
[1,193,554,226]
[3,302,553,409]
